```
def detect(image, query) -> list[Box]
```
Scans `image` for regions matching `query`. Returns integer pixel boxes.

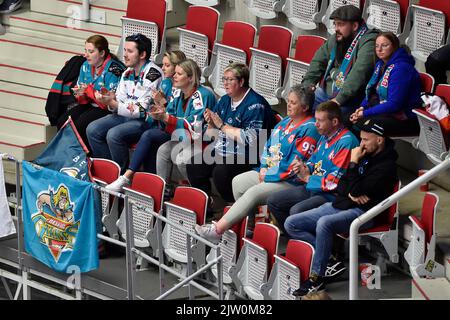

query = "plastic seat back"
[282,0,321,30]
[365,0,406,34]
[420,72,435,94]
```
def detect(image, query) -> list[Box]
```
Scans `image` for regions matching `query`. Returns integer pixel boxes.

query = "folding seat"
[260,240,314,300]
[276,35,326,101]
[90,158,121,240]
[204,21,257,96]
[419,72,435,94]
[162,186,208,271]
[404,192,445,278]
[413,84,450,164]
[185,0,219,6]
[281,0,321,30]
[405,0,450,62]
[206,207,248,285]
[321,0,363,34]
[249,25,293,106]
[243,0,283,20]
[229,222,280,300]
[117,172,165,263]
[178,5,220,71]
[364,0,410,36]
[339,181,401,263]
[120,0,167,64]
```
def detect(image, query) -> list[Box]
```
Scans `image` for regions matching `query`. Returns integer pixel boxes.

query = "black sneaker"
[292,276,325,297]
[0,0,23,13]
[324,260,347,282]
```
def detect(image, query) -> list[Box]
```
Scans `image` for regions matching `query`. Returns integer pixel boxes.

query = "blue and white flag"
[34,117,91,181]
[22,161,99,273]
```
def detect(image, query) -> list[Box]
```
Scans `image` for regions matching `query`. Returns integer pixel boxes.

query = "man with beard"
[302,5,379,115]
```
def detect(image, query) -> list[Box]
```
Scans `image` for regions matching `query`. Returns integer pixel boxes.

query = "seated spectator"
[106,58,216,192]
[186,63,274,208]
[425,43,450,86]
[56,35,125,150]
[349,32,421,136]
[86,33,164,173]
[155,59,217,189]
[285,120,398,297]
[195,85,320,242]
[266,101,359,232]
[301,5,378,114]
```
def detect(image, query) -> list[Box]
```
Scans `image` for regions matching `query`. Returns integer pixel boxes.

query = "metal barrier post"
[124,196,136,300]
[155,217,166,295]
[186,234,193,299]
[349,157,450,300]
[80,0,90,21]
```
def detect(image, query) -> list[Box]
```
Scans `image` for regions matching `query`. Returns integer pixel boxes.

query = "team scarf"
[321,22,369,97]
[365,62,395,105]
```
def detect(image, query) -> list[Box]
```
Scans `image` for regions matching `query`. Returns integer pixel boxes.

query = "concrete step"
[411,277,450,300]
[0,32,82,67]
[29,0,188,28]
[0,108,56,142]
[30,0,127,27]
[0,57,59,90]
[0,81,48,116]
[0,133,45,162]
[1,10,122,47]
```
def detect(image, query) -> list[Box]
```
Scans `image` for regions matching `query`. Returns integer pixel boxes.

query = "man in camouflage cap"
[302,5,379,117]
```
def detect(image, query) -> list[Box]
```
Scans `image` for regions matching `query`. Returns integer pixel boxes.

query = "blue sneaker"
[0,0,23,13]
[292,275,325,297]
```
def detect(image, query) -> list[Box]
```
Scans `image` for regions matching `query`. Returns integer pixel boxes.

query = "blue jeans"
[86,114,151,173]
[266,185,330,233]
[284,202,373,276]
[313,87,359,116]
[129,128,170,173]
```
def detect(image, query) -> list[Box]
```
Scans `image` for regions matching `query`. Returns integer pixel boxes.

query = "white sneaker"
[195,223,222,244]
[105,176,130,192]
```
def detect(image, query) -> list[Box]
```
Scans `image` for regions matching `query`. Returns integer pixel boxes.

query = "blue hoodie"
[361,47,422,119]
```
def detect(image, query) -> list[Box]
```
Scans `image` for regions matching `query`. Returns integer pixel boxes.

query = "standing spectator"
[86,33,163,173]
[266,101,359,231]
[186,63,274,207]
[195,85,320,243]
[56,35,125,150]
[285,120,398,297]
[349,32,421,136]
[302,5,378,114]
[425,43,450,86]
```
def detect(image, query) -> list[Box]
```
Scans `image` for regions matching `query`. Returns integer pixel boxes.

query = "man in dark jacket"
[284,119,398,297]
[302,5,378,115]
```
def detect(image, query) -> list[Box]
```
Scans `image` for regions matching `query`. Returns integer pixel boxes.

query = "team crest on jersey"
[192,91,204,110]
[32,185,80,262]
[265,143,283,168]
[312,160,326,176]
[288,134,295,144]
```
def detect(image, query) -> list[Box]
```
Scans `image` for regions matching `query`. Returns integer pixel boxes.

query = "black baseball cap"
[358,119,385,137]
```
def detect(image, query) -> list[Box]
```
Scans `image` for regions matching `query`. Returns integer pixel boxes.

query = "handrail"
[349,156,450,300]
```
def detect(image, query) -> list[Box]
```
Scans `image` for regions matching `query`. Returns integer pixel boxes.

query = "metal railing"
[0,154,224,300]
[80,0,90,21]
[349,156,450,300]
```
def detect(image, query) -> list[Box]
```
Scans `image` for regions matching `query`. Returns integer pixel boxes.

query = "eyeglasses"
[375,43,391,50]
[222,77,238,83]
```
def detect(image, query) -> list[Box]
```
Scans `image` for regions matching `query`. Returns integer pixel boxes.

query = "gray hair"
[224,62,250,88]
[289,84,315,112]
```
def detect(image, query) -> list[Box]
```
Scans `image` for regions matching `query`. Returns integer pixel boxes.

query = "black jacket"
[45,55,86,126]
[332,138,398,211]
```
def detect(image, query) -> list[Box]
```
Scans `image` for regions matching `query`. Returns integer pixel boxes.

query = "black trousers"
[186,155,255,203]
[56,104,110,152]
[425,44,450,86]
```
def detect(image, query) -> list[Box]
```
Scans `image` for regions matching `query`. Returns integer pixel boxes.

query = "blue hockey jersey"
[260,116,320,184]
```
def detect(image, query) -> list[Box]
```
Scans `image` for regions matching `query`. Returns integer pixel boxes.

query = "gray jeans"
[222,170,295,227]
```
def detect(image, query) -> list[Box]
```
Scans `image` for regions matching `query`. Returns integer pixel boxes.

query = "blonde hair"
[224,62,250,88]
[164,50,186,67]
[177,59,202,88]
[52,186,70,211]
